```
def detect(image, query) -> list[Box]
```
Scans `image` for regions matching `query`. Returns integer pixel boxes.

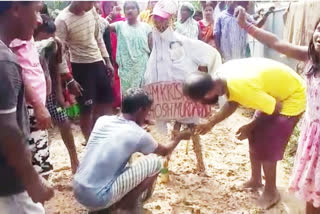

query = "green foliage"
[191,1,201,12]
[45,1,69,11]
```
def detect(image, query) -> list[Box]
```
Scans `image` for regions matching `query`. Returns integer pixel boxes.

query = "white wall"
[248,4,298,69]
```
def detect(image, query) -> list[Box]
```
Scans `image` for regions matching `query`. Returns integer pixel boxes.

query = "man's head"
[153,15,171,32]
[151,0,178,32]
[122,88,153,126]
[193,10,203,22]
[183,72,225,105]
[228,1,247,12]
[71,1,94,13]
[227,1,238,11]
[0,1,43,41]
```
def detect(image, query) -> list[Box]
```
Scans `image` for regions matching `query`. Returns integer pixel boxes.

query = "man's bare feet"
[242,179,264,190]
[256,189,281,209]
[197,171,209,177]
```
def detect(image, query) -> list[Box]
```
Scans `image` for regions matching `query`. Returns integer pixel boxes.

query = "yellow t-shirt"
[219,58,306,116]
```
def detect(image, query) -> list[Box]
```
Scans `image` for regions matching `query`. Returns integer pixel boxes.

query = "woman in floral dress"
[109,1,152,93]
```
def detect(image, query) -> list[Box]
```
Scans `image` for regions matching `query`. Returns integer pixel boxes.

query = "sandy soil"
[44,109,304,214]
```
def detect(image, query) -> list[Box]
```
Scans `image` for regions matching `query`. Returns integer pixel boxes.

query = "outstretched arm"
[253,6,274,28]
[196,101,239,135]
[237,7,308,61]
[154,131,191,156]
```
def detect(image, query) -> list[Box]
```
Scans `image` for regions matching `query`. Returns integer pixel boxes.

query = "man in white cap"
[144,0,222,174]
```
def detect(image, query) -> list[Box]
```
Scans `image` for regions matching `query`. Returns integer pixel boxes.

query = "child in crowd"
[34,14,79,174]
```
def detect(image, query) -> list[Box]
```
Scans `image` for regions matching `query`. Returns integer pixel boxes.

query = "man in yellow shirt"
[183,58,306,209]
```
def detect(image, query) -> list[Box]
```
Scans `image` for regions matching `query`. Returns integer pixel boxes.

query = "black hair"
[193,10,203,21]
[34,14,56,37]
[41,3,49,16]
[183,72,214,100]
[0,1,31,16]
[123,1,140,14]
[202,1,217,11]
[307,18,320,76]
[121,88,153,114]
[194,10,203,16]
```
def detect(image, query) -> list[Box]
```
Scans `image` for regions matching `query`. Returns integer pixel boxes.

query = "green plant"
[191,1,201,12]
[45,1,69,11]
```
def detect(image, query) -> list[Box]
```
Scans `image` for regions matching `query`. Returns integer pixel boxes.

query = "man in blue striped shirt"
[214,1,272,61]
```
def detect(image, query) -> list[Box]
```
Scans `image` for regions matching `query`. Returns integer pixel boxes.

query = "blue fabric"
[73,115,158,207]
[214,10,248,61]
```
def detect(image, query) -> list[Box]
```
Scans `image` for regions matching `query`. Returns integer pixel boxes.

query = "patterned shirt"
[55,7,109,64]
[214,10,250,61]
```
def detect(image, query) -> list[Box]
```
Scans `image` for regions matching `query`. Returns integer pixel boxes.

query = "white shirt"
[144,27,222,85]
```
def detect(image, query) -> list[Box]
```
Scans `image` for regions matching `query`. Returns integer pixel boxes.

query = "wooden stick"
[185,140,189,155]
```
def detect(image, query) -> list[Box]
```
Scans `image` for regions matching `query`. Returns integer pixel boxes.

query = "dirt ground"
[44,109,305,214]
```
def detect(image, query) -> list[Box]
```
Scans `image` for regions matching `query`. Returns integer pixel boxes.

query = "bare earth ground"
[45,109,305,214]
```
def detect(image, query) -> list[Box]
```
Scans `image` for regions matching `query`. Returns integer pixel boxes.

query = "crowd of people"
[0,1,319,214]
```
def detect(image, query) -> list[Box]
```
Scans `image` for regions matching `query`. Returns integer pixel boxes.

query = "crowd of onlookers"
[0,1,319,214]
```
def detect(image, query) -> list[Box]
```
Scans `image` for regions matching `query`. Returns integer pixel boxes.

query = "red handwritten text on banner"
[144,82,211,120]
